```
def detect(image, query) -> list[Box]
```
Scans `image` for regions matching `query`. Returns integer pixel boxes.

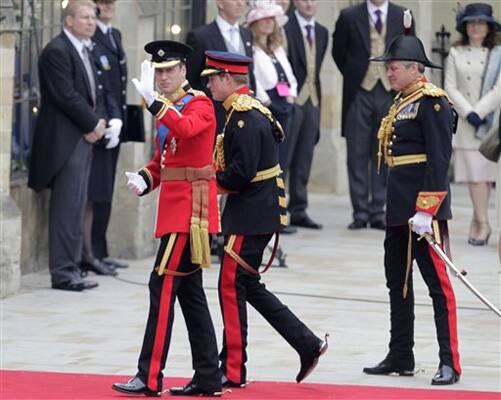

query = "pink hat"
[245,1,288,28]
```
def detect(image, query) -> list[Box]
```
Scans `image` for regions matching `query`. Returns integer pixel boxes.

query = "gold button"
[389,141,393,146]
[388,149,392,155]
[392,135,396,139]
[391,127,395,132]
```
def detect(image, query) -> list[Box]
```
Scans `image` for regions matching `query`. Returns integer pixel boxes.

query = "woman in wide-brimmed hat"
[445,2,501,246]
[246,0,297,177]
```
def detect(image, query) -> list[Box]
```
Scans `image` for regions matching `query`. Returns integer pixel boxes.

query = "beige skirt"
[453,149,497,183]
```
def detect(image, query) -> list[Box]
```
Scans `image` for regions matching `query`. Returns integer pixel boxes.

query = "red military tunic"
[138,84,219,237]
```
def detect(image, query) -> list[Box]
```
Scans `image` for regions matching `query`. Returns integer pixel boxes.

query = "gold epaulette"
[422,82,453,104]
[188,88,206,97]
[231,94,284,140]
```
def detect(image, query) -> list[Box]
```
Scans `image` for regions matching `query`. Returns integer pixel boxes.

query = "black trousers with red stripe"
[218,234,321,384]
[136,233,221,392]
[383,222,461,375]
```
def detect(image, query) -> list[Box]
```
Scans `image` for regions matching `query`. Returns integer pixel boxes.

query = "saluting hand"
[132,60,155,106]
[125,171,147,195]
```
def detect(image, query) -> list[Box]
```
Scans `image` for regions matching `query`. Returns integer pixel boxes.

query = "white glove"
[409,211,433,236]
[132,60,155,106]
[105,118,122,149]
[125,171,147,195]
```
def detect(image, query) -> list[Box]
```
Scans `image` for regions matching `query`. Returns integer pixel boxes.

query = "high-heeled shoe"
[470,222,491,246]
[468,219,479,245]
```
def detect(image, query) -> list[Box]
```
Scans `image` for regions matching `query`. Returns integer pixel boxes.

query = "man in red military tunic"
[112,40,222,397]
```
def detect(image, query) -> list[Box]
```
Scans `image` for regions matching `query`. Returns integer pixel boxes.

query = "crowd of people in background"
[21,0,500,395]
[26,0,500,281]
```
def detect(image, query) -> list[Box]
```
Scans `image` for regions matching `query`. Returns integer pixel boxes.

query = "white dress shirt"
[253,45,298,105]
[63,28,87,60]
[216,15,242,52]
[294,10,315,42]
[366,0,389,27]
[96,19,112,34]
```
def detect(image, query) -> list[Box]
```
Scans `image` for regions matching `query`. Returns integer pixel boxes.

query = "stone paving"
[1,184,500,394]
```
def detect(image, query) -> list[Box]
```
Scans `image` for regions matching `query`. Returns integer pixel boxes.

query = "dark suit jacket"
[186,20,255,131]
[284,13,329,105]
[332,2,415,136]
[28,32,107,192]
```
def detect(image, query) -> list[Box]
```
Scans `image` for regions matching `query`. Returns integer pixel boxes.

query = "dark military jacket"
[216,90,287,235]
[379,80,454,226]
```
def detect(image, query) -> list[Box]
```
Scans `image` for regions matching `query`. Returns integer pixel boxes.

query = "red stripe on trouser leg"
[147,234,187,390]
[221,235,244,384]
[427,242,461,375]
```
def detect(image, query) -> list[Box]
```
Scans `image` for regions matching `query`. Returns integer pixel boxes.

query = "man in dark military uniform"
[362,34,461,385]
[202,51,328,388]
[112,41,222,397]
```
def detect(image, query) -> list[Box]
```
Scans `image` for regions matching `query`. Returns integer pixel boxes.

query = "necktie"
[107,28,118,51]
[229,27,239,52]
[375,10,383,34]
[82,46,96,105]
[305,24,313,48]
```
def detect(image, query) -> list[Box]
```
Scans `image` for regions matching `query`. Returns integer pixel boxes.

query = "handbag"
[478,121,500,162]
[121,104,145,143]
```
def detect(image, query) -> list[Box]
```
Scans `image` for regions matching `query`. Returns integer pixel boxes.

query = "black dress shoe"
[280,224,298,234]
[52,279,98,291]
[81,259,117,276]
[370,220,386,230]
[363,359,414,376]
[348,220,367,229]
[169,381,222,397]
[431,365,460,385]
[221,375,245,388]
[290,215,323,229]
[112,376,161,397]
[102,257,129,269]
[296,334,329,383]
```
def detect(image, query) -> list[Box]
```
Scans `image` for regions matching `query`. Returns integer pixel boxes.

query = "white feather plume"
[403,9,412,30]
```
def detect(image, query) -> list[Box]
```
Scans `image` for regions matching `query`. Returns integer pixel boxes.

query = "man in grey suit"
[28,0,107,291]
[332,0,415,230]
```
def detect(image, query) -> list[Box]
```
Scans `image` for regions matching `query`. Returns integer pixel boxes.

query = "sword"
[422,233,501,318]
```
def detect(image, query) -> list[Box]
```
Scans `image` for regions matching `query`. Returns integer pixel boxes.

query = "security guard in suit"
[83,0,128,273]
[112,41,222,397]
[362,34,461,385]
[202,51,328,387]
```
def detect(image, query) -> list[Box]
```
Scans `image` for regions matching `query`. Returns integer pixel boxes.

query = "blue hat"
[456,3,500,34]
[201,51,253,77]
[144,40,193,68]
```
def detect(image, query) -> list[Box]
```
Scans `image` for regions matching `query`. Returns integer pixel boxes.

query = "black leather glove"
[466,112,484,127]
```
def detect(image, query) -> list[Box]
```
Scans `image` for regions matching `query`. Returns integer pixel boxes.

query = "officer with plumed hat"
[362,12,461,385]
[203,50,328,388]
[112,40,222,397]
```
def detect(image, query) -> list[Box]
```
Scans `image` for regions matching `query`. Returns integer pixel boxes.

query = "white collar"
[216,15,240,34]
[295,10,315,31]
[96,19,112,34]
[63,28,86,56]
[366,0,389,19]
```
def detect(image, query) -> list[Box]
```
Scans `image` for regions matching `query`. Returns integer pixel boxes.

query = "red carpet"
[1,370,499,400]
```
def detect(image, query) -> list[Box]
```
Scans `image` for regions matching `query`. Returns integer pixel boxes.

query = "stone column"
[106,1,159,259]
[0,0,22,298]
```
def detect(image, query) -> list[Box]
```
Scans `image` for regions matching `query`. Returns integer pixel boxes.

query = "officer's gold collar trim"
[223,92,239,111]
[401,78,424,97]
[167,80,191,103]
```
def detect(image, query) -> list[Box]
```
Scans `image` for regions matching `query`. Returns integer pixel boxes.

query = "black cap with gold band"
[144,40,193,69]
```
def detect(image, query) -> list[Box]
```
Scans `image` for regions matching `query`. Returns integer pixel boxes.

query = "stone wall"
[1,1,22,298]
